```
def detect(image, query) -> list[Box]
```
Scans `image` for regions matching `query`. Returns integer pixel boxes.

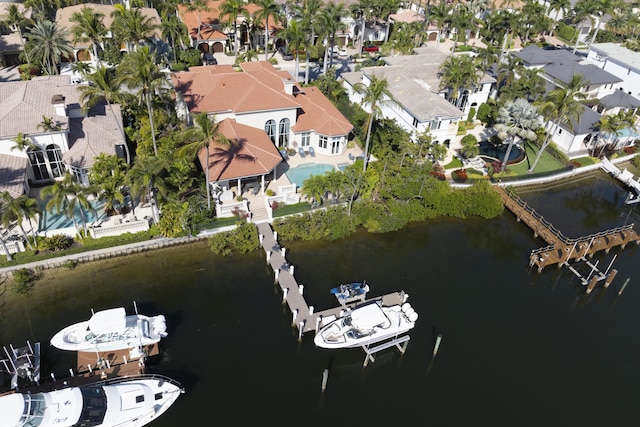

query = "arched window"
[278,118,290,146]
[265,120,276,144]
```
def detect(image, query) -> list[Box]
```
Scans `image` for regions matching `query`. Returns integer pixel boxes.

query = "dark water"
[2,171,640,426]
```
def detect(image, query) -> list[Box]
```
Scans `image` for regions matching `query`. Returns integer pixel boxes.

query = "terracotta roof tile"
[199,118,282,182]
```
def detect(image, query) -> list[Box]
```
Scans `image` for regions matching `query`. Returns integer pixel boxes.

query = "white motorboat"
[50,306,167,352]
[314,300,418,349]
[0,374,183,427]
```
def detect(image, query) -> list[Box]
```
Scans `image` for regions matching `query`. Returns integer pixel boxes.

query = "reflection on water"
[1,171,640,426]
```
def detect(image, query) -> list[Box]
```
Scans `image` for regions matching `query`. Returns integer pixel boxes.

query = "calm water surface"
[1,171,640,426]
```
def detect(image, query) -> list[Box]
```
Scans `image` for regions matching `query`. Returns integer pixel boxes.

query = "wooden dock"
[496,187,640,272]
[256,223,405,336]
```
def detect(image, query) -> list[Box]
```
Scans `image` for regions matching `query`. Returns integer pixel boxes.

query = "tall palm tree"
[529,74,586,172]
[279,19,305,82]
[2,4,31,66]
[186,0,212,47]
[495,98,543,172]
[254,0,280,61]
[70,6,107,67]
[0,192,40,250]
[25,20,74,75]
[588,0,625,47]
[354,74,394,173]
[430,1,450,47]
[176,113,227,210]
[41,172,81,235]
[126,156,169,223]
[79,66,130,164]
[570,0,597,53]
[162,13,188,63]
[117,46,165,156]
[548,0,571,22]
[319,0,347,72]
[219,0,247,59]
[349,0,373,54]
[110,5,158,52]
[439,55,480,109]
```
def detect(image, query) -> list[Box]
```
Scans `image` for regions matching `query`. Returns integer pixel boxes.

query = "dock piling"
[266,251,271,263]
[298,322,304,342]
[299,284,304,295]
[292,309,298,325]
[282,287,288,303]
[604,269,618,288]
[309,306,314,315]
[586,275,599,294]
[315,316,322,333]
[274,268,279,283]
[618,278,630,296]
[289,265,294,275]
[259,234,264,244]
[281,247,286,258]
[433,334,443,357]
[321,369,329,392]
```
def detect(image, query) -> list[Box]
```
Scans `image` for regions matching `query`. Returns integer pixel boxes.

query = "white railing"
[90,218,150,238]
[264,192,301,221]
[0,238,25,255]
[215,200,249,218]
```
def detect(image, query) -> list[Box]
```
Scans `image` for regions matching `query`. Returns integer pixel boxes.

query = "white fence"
[0,238,25,255]
[216,200,249,218]
[264,185,301,221]
[89,217,150,238]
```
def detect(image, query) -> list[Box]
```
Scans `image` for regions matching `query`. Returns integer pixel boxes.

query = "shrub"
[623,146,637,154]
[467,107,476,122]
[266,189,275,196]
[178,48,202,67]
[633,155,640,169]
[476,103,492,126]
[460,134,479,158]
[208,221,260,255]
[41,235,73,252]
[452,168,468,182]
[557,22,577,43]
[170,62,187,72]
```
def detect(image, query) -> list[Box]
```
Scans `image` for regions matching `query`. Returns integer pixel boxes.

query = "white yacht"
[50,306,167,352]
[0,375,183,427]
[314,300,418,349]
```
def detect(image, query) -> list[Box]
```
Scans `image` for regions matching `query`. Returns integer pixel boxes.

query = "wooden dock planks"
[496,186,640,272]
[257,223,406,335]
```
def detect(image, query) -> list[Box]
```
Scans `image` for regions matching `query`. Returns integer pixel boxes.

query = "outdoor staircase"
[249,203,269,223]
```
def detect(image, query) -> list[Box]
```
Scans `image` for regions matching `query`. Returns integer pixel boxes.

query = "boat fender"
[404,307,415,318]
[401,303,412,312]
[408,312,418,322]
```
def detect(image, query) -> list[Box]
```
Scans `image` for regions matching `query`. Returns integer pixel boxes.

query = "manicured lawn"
[444,157,463,169]
[508,144,565,175]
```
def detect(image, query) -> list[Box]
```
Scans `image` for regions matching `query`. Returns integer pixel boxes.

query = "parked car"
[363,43,379,52]
[278,46,293,61]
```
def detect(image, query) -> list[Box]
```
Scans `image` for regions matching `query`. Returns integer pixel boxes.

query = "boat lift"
[1,341,41,390]
[361,335,411,367]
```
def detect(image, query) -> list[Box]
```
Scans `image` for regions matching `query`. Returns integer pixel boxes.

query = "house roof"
[63,104,122,169]
[562,104,601,135]
[0,75,79,138]
[544,61,622,86]
[513,45,583,67]
[200,118,282,182]
[55,4,162,47]
[0,153,27,198]
[0,2,31,20]
[389,9,424,23]
[343,47,493,122]
[590,43,640,72]
[177,0,282,42]
[599,89,640,109]
[171,61,352,137]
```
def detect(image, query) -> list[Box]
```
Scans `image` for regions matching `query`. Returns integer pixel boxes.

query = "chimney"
[52,94,66,117]
[283,78,295,95]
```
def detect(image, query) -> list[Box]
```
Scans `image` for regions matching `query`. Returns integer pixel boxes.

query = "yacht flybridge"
[0,374,183,427]
[50,305,167,352]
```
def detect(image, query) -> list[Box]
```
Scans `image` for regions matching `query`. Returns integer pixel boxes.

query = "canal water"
[1,170,639,426]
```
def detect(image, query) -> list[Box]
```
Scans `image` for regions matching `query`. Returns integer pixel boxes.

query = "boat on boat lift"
[314,297,418,349]
[50,303,167,352]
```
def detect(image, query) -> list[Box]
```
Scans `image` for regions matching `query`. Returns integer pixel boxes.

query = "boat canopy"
[88,307,127,334]
[351,303,387,330]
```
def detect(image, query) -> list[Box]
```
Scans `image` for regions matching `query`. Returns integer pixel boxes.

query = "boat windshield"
[77,385,108,426]
[21,394,47,427]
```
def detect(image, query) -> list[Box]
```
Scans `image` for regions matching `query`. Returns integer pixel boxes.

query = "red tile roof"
[199,118,282,182]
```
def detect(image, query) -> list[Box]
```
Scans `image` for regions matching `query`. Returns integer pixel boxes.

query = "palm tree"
[176,112,227,210]
[548,0,571,23]
[110,5,158,52]
[11,132,37,153]
[219,0,247,59]
[0,192,40,250]
[41,172,81,235]
[162,13,188,63]
[25,20,74,75]
[588,0,625,47]
[186,0,212,47]
[89,154,128,214]
[301,174,327,205]
[354,74,394,173]
[78,66,130,163]
[2,4,31,66]
[430,1,450,47]
[70,6,107,67]
[529,74,586,172]
[294,0,323,84]
[117,46,165,156]
[126,156,169,223]
[570,0,597,53]
[319,0,347,72]
[495,98,543,172]
[279,19,305,82]
[350,0,374,54]
[439,55,480,109]
[254,0,280,61]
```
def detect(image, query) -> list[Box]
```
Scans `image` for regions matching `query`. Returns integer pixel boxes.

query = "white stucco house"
[341,47,494,146]
[587,43,640,98]
[0,75,127,196]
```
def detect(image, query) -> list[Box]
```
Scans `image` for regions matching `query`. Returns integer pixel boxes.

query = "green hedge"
[556,22,577,43]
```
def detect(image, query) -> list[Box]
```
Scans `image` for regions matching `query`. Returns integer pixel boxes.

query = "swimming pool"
[285,163,336,188]
[478,140,525,165]
[39,199,105,232]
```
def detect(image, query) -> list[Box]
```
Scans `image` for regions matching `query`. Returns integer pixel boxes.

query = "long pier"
[496,187,640,274]
[256,223,405,337]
